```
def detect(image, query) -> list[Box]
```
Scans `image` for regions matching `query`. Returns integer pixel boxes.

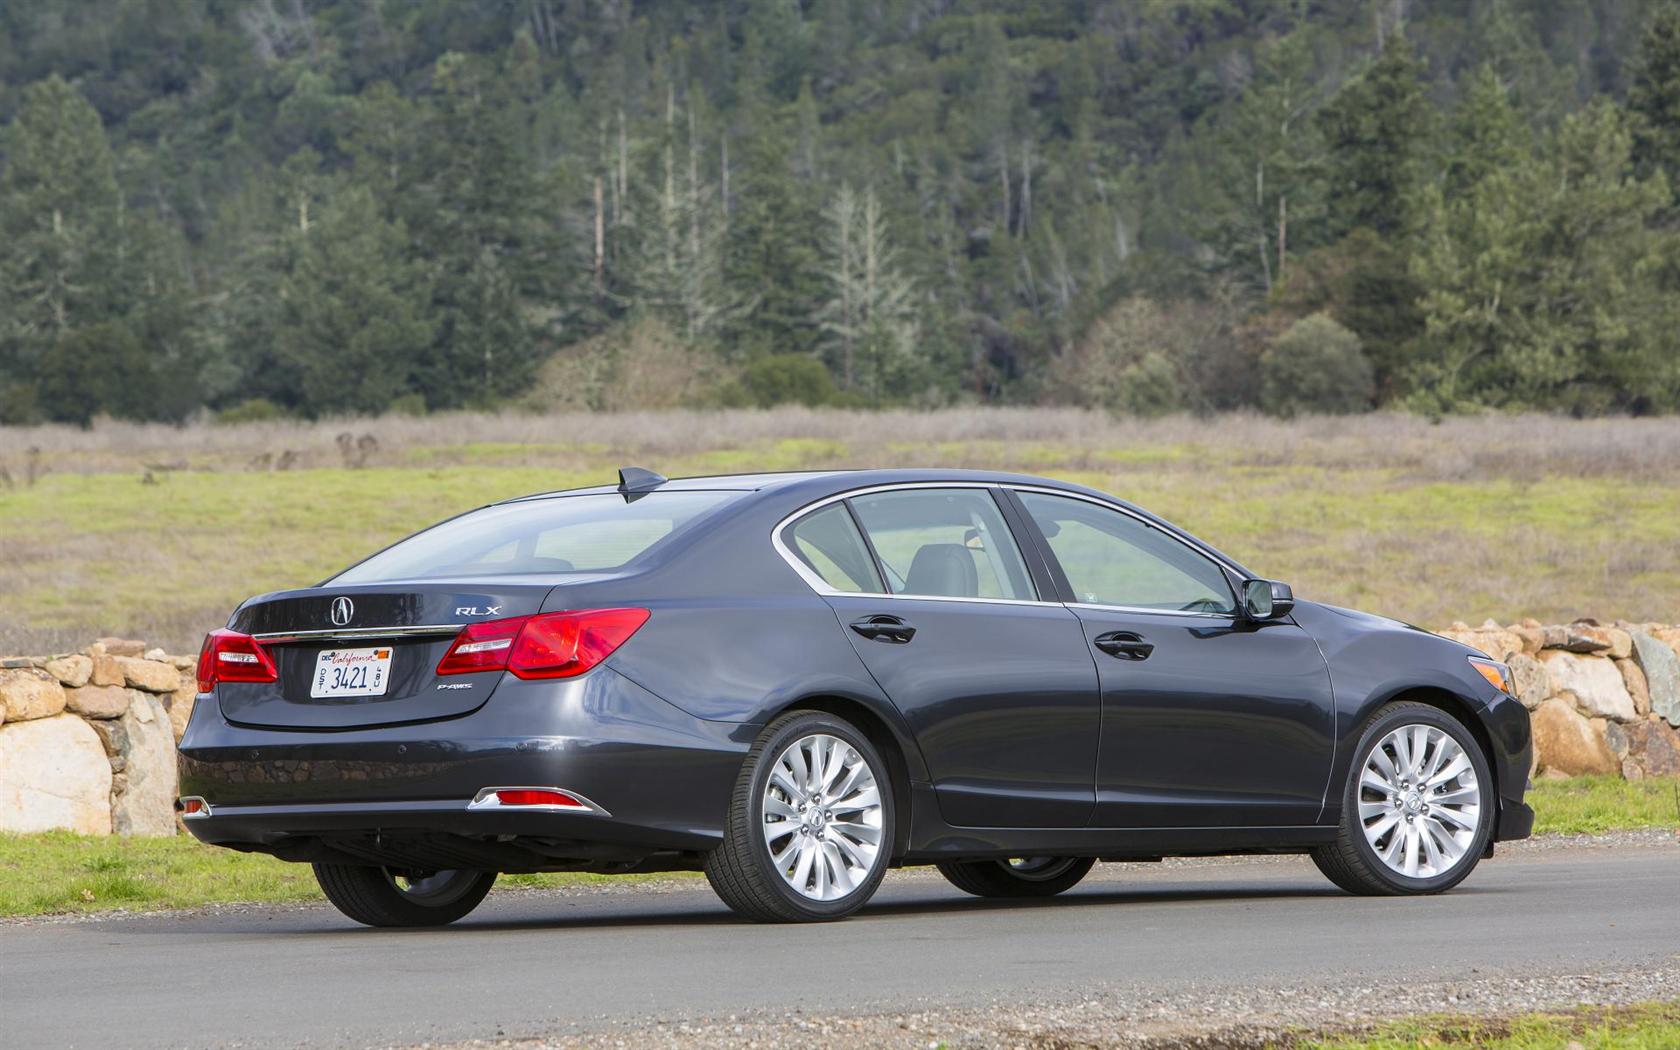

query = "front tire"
[705,710,894,922]
[937,856,1095,898]
[1312,701,1493,896]
[313,865,496,927]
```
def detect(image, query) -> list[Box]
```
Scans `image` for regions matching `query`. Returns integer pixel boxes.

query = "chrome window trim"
[772,480,1247,615]
[250,624,466,643]
[772,482,1057,606]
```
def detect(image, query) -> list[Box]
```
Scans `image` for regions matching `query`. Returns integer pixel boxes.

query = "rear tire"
[313,864,496,927]
[1311,701,1493,896]
[706,710,895,923]
[937,856,1095,898]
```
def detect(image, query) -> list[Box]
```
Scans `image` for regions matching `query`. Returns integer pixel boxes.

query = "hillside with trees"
[2,0,1678,423]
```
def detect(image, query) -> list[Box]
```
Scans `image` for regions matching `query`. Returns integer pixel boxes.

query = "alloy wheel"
[761,732,885,901]
[1357,723,1482,879]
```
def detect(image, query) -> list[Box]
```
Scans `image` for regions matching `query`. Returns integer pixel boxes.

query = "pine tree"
[818,183,919,402]
[1412,101,1676,413]
[1628,5,1680,183]
[722,97,824,359]
[1317,36,1432,240]
[275,185,435,416]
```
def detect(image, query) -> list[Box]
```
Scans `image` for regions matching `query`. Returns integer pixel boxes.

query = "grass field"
[3,409,1677,653]
[0,776,1670,918]
[1304,1004,1680,1049]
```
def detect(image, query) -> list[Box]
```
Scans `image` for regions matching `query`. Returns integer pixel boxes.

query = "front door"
[1011,490,1335,829]
[782,487,1100,829]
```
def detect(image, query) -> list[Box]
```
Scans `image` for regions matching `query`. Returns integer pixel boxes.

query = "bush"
[1259,313,1375,417]
[522,318,735,411]
[1045,294,1253,415]
[214,398,288,425]
[729,353,837,408]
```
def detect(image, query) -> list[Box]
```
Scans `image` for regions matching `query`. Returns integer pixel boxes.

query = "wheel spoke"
[1426,754,1471,788]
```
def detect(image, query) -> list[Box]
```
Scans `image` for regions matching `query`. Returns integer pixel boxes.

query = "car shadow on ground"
[254,878,1389,936]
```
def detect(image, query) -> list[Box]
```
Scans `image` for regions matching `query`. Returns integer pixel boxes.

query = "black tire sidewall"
[745,713,895,920]
[1343,705,1493,894]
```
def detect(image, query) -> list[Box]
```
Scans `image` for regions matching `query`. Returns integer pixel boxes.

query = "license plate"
[311,647,393,699]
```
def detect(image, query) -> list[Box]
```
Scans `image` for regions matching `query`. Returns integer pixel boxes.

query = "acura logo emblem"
[329,596,354,627]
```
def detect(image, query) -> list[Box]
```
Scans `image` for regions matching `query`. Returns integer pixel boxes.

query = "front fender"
[1294,602,1533,834]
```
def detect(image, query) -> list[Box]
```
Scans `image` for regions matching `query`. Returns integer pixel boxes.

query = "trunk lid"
[219,579,563,729]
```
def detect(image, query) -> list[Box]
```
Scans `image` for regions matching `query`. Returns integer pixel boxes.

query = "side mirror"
[1243,579,1294,620]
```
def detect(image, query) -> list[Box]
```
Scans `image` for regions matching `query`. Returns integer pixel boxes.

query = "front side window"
[332,491,742,582]
[784,504,884,593]
[848,489,1034,600]
[1018,492,1235,614]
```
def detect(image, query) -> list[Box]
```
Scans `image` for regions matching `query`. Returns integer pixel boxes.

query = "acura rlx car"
[179,468,1534,926]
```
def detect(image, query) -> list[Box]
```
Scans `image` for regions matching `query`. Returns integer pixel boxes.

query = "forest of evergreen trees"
[2,0,1679,424]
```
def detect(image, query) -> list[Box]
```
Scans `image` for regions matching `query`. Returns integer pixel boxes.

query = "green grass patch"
[1302,1003,1680,1049]
[1527,776,1680,836]
[0,831,691,918]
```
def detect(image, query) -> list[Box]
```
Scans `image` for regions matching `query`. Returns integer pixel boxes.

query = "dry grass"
[1,410,1676,654]
[5,409,1680,480]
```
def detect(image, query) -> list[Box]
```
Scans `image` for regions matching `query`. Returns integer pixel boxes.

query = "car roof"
[499,467,1253,579]
[500,467,1087,502]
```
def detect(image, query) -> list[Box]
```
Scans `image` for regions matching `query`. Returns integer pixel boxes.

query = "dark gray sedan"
[179,468,1534,925]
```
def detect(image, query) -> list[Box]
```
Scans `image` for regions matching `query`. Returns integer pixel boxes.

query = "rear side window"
[848,488,1034,600]
[784,504,884,593]
[332,491,741,583]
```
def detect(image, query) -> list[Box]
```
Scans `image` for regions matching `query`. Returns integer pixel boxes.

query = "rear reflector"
[466,787,607,814]
[436,608,650,680]
[178,796,211,818]
[488,789,584,808]
[197,630,278,692]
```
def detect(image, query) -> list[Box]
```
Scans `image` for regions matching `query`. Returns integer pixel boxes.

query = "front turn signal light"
[1468,656,1515,696]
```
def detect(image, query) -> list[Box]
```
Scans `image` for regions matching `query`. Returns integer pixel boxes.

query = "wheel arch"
[766,694,918,861]
[1368,685,1500,804]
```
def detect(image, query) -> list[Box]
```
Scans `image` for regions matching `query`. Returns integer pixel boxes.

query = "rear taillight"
[435,608,649,680]
[433,618,524,676]
[196,629,278,692]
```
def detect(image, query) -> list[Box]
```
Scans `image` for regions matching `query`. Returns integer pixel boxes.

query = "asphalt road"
[3,842,1676,1049]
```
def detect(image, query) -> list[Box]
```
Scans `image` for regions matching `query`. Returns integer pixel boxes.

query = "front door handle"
[1094,631,1153,660]
[850,615,916,644]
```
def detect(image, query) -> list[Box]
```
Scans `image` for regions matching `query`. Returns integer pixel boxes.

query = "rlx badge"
[455,606,503,617]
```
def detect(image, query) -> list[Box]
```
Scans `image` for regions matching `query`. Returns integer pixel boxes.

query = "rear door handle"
[850,615,916,644]
[1094,631,1153,660]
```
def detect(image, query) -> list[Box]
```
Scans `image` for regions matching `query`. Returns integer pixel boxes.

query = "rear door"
[1007,489,1335,829]
[783,486,1100,829]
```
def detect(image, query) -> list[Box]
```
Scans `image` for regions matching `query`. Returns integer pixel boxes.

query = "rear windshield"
[330,491,742,583]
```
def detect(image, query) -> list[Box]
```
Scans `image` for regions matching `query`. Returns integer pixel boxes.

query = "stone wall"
[0,638,194,835]
[1,622,1677,837]
[1439,619,1680,779]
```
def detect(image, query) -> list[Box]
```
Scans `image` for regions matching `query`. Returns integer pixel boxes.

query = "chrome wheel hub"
[1359,723,1482,879]
[762,733,884,901]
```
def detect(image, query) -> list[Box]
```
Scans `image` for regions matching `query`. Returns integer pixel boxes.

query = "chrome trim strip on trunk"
[250,624,466,643]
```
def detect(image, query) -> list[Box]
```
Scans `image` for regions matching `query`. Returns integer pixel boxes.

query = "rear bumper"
[177,666,754,867]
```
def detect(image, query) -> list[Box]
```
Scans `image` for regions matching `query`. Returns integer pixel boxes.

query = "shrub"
[521,317,735,411]
[730,354,837,408]
[214,398,287,425]
[1259,313,1375,417]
